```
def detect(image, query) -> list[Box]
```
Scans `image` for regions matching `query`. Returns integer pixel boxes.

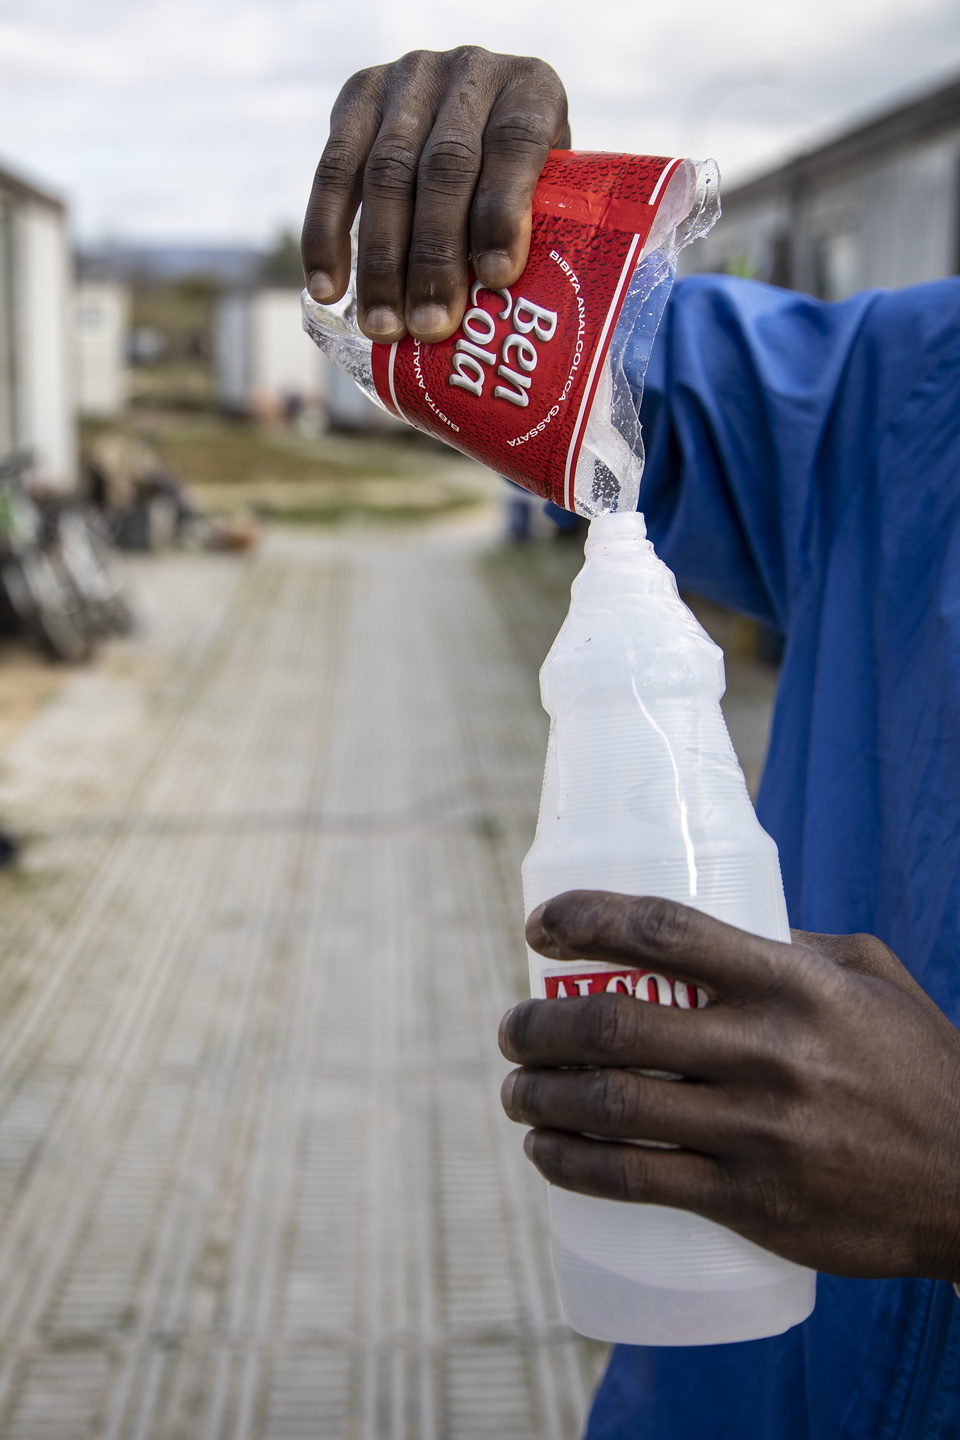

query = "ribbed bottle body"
[521,511,815,1344]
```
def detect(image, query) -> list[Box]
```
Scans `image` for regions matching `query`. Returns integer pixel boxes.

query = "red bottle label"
[371,151,685,510]
[539,965,708,1009]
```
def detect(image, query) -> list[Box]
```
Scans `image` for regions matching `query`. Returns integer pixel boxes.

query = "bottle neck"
[584,511,653,557]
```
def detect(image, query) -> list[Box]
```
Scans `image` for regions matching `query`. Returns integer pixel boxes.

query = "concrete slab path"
[0,520,606,1440]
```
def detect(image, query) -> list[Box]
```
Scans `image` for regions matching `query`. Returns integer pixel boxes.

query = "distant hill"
[77,244,265,286]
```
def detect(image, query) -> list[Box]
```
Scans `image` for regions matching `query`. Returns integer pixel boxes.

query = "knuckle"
[609,1146,645,1202]
[533,1133,645,1206]
[443,43,492,73]
[385,49,443,100]
[393,48,435,78]
[543,890,620,955]
[634,896,693,954]
[733,1010,807,1089]
[789,947,847,1014]
[509,54,562,84]
[744,1092,796,1152]
[328,68,384,133]
[358,247,405,285]
[365,138,421,198]
[484,108,554,155]
[731,1079,812,1175]
[419,133,482,190]
[733,942,796,1007]
[790,929,877,985]
[313,142,365,195]
[337,65,383,105]
[590,1070,638,1134]
[585,994,642,1059]
[739,1166,799,1228]
[407,228,465,274]
[847,932,897,970]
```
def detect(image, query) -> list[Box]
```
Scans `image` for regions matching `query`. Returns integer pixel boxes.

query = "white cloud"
[0,0,957,242]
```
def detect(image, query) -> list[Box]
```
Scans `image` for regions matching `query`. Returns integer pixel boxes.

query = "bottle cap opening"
[585,511,650,554]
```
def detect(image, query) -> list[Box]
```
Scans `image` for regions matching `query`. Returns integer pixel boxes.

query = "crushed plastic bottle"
[302,152,718,515]
[521,510,817,1345]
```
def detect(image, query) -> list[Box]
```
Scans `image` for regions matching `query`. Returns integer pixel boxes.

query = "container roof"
[0,160,65,213]
[722,70,960,206]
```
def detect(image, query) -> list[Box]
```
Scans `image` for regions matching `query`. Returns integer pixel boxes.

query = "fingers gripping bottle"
[521,512,817,1346]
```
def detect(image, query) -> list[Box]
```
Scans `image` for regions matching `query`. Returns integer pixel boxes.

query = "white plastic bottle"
[521,510,816,1346]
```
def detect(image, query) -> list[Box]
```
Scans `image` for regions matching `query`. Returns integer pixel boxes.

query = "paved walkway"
[0,520,605,1440]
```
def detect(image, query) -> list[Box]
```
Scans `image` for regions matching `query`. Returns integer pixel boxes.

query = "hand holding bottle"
[501,889,960,1284]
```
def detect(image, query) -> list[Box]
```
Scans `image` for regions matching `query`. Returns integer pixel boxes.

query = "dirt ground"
[0,642,71,752]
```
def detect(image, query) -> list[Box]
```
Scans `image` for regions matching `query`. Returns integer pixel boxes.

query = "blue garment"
[586,274,960,1440]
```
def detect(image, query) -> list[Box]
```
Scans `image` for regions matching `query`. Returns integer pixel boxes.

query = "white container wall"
[75,280,130,418]
[685,72,960,299]
[15,200,75,487]
[0,165,75,489]
[215,287,327,420]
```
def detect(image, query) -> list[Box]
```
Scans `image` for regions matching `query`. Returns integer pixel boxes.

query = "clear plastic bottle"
[521,510,817,1346]
[301,265,382,408]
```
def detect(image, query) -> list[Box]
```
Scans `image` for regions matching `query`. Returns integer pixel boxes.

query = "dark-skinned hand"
[301,46,569,343]
[499,890,960,1282]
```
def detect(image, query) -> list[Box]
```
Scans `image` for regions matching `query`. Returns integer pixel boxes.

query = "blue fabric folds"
[585,274,960,1440]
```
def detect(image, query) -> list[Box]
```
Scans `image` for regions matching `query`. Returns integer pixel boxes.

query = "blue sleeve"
[630,274,959,630]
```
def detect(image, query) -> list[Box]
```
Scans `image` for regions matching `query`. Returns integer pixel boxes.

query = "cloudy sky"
[1,0,958,245]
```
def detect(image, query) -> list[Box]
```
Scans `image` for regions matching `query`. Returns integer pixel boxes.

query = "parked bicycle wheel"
[47,506,134,639]
[0,449,132,662]
[0,549,92,663]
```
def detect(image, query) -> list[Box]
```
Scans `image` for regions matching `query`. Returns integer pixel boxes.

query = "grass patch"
[153,424,364,485]
[84,414,496,526]
[189,474,485,527]
[145,417,461,487]
[248,493,477,527]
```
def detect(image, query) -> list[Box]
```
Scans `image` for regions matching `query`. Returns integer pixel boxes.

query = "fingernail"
[363,306,402,337]
[307,270,335,302]
[475,251,515,287]
[500,1070,518,1111]
[408,303,450,338]
[523,1131,537,1160]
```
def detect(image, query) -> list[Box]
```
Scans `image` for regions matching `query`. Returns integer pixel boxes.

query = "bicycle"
[0,450,131,662]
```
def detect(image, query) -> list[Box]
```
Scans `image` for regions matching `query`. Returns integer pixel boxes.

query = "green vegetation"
[258,231,304,287]
[724,252,758,280]
[148,419,439,485]
[85,416,494,527]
